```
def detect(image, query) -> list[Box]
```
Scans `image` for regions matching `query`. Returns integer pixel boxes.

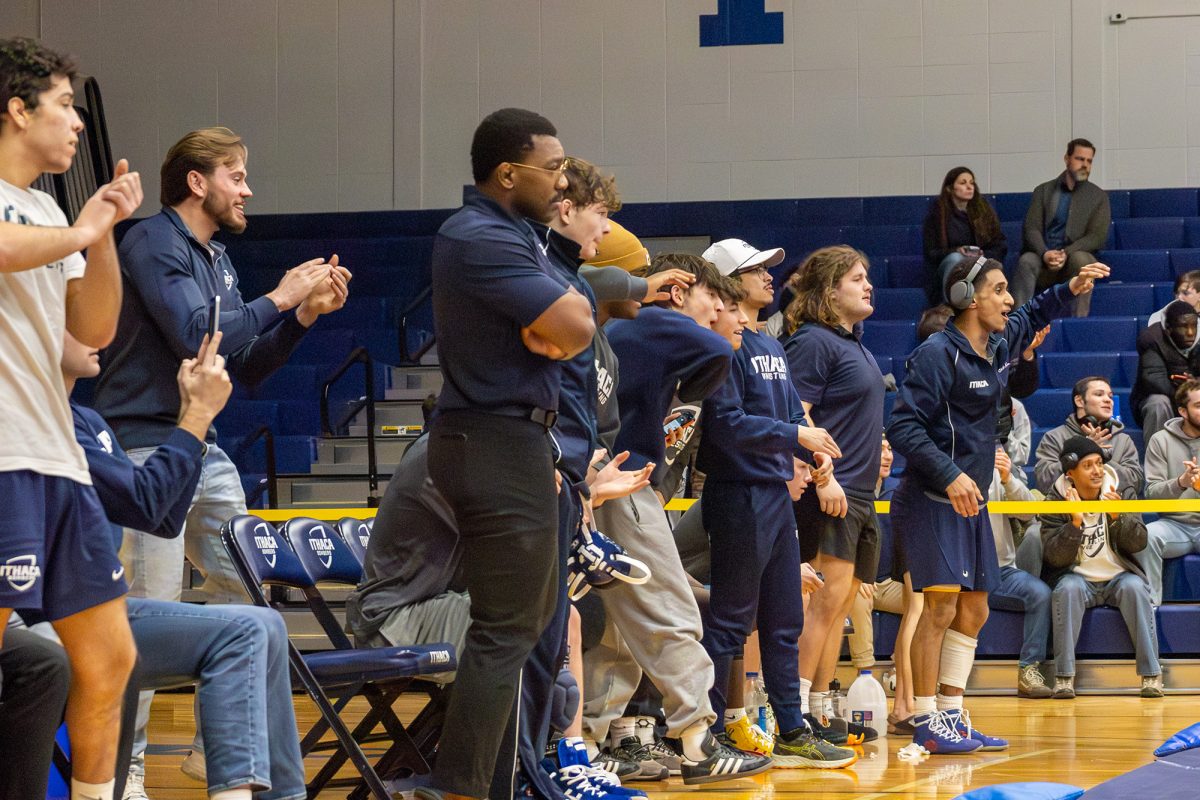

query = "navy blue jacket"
[96,207,309,449]
[607,307,732,485]
[888,283,1075,499]
[698,329,808,484]
[537,224,599,486]
[71,402,204,551]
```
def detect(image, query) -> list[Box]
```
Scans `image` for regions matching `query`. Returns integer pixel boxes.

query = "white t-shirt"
[0,178,91,484]
[1073,512,1124,582]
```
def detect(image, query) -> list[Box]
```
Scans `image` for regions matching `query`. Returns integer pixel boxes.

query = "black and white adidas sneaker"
[676,731,773,785]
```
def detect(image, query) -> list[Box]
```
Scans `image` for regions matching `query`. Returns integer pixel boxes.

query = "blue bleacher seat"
[883,255,924,289]
[355,327,401,365]
[1152,282,1175,308]
[1163,555,1200,603]
[1116,218,1187,250]
[1108,189,1131,219]
[1039,352,1121,389]
[1034,319,1065,353]
[1122,425,1144,456]
[1157,605,1200,655]
[1103,251,1172,283]
[1088,282,1156,316]
[225,433,315,474]
[861,321,917,357]
[1059,317,1138,353]
[1186,220,1200,249]
[251,364,323,403]
[1000,221,1022,256]
[1130,188,1199,218]
[1030,426,1050,455]
[863,195,932,226]
[1136,313,1152,329]
[1022,389,1072,428]
[735,227,846,264]
[214,399,280,438]
[1118,352,1140,386]
[794,197,864,226]
[1169,247,1200,275]
[873,355,892,377]
[989,193,1032,223]
[339,295,395,329]
[870,288,926,321]
[288,328,357,365]
[843,225,922,259]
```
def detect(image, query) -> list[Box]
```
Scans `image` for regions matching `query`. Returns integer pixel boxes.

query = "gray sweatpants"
[583,486,717,742]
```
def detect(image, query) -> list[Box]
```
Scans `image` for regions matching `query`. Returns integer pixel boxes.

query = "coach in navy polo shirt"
[422,108,594,800]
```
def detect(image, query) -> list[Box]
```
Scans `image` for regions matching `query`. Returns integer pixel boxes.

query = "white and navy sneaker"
[674,731,773,785]
[550,738,647,799]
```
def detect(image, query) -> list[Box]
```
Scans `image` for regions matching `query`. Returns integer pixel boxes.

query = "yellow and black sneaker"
[724,715,774,757]
[772,725,858,769]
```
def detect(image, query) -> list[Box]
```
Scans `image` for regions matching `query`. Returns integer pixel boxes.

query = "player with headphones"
[887,252,1108,753]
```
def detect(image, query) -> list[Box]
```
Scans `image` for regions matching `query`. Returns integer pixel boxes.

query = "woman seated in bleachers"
[922,167,1007,306]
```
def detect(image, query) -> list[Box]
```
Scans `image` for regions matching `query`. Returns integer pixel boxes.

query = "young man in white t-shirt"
[0,37,145,800]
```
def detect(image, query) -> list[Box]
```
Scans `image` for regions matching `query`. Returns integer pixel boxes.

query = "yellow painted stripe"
[253,498,1200,520]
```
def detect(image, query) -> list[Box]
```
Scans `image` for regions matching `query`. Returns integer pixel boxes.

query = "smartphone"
[663,408,697,435]
[207,295,221,341]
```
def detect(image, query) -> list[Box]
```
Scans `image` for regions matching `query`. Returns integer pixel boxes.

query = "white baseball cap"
[702,238,786,277]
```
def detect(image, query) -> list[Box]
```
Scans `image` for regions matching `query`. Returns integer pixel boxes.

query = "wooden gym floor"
[143,692,1192,798]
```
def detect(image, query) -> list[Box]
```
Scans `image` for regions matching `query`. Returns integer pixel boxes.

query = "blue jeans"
[127,598,305,799]
[1051,572,1161,678]
[988,565,1051,666]
[121,443,249,776]
[1137,518,1200,606]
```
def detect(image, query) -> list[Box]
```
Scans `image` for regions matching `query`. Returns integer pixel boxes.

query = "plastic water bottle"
[827,678,847,720]
[744,672,769,732]
[846,669,888,739]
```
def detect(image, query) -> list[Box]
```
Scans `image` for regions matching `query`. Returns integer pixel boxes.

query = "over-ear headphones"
[1059,447,1112,473]
[1081,414,1113,432]
[947,256,988,311]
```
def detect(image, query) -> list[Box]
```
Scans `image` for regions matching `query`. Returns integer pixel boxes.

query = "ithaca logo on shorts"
[968,379,989,389]
[253,522,280,568]
[1,554,42,592]
[308,526,335,570]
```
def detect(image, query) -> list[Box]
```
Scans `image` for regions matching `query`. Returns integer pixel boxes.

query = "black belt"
[529,408,558,429]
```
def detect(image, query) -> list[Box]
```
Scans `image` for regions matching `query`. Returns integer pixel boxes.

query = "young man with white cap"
[702,238,785,329]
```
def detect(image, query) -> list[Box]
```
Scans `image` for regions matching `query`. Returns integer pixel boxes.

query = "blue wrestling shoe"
[946,707,1008,751]
[912,710,983,754]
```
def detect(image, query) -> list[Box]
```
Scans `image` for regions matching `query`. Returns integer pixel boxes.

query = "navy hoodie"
[606,307,731,485]
[698,328,809,484]
[888,283,1074,499]
[71,402,204,551]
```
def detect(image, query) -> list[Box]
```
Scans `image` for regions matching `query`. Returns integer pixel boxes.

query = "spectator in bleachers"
[1041,436,1162,699]
[1011,139,1111,317]
[984,443,1051,698]
[1138,378,1200,606]
[92,126,352,796]
[1034,376,1144,496]
[998,326,1048,452]
[1147,270,1200,339]
[1132,300,1199,443]
[0,36,144,800]
[922,167,1007,306]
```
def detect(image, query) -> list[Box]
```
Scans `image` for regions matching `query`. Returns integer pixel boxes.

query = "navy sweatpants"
[701,480,804,734]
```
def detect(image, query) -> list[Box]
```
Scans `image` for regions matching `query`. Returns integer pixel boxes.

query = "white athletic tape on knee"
[938,629,978,691]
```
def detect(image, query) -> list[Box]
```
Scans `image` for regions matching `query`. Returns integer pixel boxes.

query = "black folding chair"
[222,515,455,800]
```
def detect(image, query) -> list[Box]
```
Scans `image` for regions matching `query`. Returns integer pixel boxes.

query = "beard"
[203,192,247,234]
[1071,169,1090,183]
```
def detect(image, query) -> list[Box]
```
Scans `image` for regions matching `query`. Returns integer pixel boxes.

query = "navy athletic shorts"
[890,482,999,593]
[794,489,881,583]
[0,470,128,619]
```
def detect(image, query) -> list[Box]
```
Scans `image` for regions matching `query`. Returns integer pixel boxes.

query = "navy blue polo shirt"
[784,321,885,496]
[432,187,571,416]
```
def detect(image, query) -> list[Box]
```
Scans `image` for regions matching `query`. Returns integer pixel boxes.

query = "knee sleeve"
[938,629,978,691]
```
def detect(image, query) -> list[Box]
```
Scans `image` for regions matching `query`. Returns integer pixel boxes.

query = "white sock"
[936,692,964,711]
[634,716,657,745]
[809,691,828,719]
[71,779,115,800]
[820,693,835,719]
[210,790,253,800]
[609,716,637,747]
[723,707,746,724]
[680,722,711,761]
[799,677,813,714]
[913,695,937,718]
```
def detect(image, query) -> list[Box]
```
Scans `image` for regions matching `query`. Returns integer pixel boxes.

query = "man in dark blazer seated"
[1010,138,1111,317]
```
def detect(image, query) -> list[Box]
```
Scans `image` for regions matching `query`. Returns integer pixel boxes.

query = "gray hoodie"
[1034,414,1144,496]
[1143,416,1200,526]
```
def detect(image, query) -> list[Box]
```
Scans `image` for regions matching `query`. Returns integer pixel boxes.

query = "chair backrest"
[221,515,314,601]
[282,517,365,585]
[336,516,373,567]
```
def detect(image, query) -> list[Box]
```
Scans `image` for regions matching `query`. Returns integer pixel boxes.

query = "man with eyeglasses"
[418,108,595,800]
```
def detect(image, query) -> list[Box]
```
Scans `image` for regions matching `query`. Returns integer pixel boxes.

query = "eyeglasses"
[508,157,573,177]
[737,265,770,277]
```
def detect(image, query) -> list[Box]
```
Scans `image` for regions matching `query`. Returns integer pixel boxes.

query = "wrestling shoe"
[675,731,773,785]
[947,707,1008,751]
[772,725,857,769]
[607,737,669,781]
[912,710,982,755]
[803,712,848,745]
[725,714,774,756]
[1017,663,1052,698]
[553,739,647,798]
